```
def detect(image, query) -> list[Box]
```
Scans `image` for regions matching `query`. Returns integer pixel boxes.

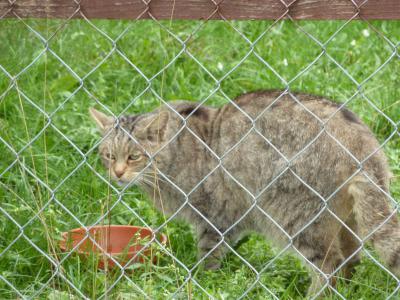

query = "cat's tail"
[348,175,400,277]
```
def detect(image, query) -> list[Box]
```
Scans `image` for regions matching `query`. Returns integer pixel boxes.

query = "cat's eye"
[105,153,115,160]
[128,154,141,161]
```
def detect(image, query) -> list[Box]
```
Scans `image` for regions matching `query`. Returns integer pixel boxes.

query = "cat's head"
[89,108,170,186]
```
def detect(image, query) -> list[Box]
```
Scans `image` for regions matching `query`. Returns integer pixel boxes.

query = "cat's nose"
[114,170,125,178]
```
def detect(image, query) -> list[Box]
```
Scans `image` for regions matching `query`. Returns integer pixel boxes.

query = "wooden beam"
[0,0,399,20]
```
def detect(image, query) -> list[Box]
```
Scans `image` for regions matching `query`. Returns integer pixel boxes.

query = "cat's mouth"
[115,175,140,187]
[113,172,157,188]
[115,178,138,187]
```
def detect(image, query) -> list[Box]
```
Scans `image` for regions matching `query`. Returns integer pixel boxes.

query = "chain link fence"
[0,0,399,299]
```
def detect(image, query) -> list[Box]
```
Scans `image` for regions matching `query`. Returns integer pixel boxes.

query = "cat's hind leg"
[294,224,345,298]
[196,225,228,270]
[348,175,400,277]
[339,216,362,280]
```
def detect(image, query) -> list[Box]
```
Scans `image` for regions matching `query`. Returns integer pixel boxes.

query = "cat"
[90,90,400,297]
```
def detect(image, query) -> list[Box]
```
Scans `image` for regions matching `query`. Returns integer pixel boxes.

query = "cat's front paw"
[203,257,222,270]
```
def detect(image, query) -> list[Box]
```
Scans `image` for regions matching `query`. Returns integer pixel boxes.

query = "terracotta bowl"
[59,225,167,270]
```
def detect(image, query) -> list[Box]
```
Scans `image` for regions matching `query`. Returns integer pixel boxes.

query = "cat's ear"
[89,108,114,133]
[137,111,170,142]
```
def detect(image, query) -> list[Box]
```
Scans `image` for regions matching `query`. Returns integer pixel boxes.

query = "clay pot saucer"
[59,225,167,269]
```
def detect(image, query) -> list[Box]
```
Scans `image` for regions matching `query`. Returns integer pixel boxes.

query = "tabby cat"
[90,90,400,296]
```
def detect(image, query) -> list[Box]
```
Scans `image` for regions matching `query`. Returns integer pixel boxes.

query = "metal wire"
[0,0,399,299]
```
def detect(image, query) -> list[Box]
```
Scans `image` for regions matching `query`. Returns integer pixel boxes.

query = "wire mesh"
[0,0,399,299]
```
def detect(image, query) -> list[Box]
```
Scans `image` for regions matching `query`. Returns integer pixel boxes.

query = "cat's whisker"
[146,176,167,185]
[155,172,176,181]
[140,177,160,190]
[139,179,153,188]
[141,172,168,184]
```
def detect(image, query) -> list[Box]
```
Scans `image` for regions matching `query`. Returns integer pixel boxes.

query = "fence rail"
[1,0,400,20]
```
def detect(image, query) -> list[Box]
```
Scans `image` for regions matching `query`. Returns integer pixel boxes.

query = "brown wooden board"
[0,0,399,20]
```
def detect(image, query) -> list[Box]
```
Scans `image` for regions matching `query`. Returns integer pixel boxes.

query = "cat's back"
[219,90,362,125]
[215,90,374,154]
[212,90,389,195]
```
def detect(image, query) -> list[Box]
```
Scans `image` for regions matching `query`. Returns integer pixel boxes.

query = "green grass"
[0,18,399,299]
